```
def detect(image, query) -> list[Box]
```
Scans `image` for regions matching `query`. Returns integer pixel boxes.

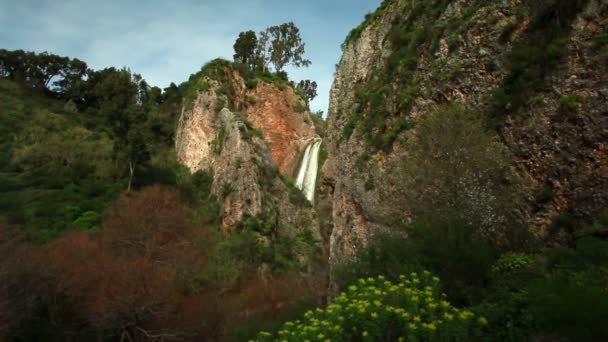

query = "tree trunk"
[127,161,134,193]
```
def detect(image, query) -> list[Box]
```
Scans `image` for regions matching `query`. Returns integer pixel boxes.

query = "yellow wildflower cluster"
[254,272,486,341]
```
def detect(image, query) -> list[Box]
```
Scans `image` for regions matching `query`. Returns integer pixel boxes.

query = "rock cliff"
[324,0,608,273]
[175,62,321,245]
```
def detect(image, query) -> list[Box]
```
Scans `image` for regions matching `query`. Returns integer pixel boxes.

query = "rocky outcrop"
[325,0,608,273]
[245,81,318,177]
[175,68,321,245]
[176,67,318,178]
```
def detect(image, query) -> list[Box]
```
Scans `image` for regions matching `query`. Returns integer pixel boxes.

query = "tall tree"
[94,68,150,192]
[233,30,258,70]
[266,22,311,72]
[0,49,87,94]
[296,80,318,105]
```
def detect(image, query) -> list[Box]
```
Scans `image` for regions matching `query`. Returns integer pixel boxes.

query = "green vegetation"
[295,79,317,106]
[181,58,233,112]
[256,273,486,341]
[280,175,311,207]
[344,0,468,151]
[342,0,390,48]
[559,94,583,112]
[326,212,608,341]
[233,22,311,73]
[490,0,589,122]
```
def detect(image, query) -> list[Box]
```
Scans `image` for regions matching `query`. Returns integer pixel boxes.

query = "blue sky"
[0,0,381,113]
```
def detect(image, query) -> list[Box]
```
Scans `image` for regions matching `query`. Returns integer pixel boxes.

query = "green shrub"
[246,78,259,89]
[490,0,587,121]
[72,211,101,230]
[527,271,608,341]
[292,102,307,113]
[559,94,582,111]
[255,273,487,341]
[336,219,500,306]
[491,253,534,275]
[280,176,311,207]
[181,58,234,112]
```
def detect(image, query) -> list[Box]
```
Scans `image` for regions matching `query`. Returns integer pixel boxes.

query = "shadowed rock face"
[324,0,608,275]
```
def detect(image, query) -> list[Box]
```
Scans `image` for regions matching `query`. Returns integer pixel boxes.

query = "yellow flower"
[362,331,369,337]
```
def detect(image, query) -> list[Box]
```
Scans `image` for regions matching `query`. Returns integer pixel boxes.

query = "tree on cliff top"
[296,79,318,105]
[267,22,311,72]
[233,30,258,70]
[234,22,311,73]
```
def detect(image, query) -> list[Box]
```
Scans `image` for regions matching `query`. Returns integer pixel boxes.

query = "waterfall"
[295,139,322,204]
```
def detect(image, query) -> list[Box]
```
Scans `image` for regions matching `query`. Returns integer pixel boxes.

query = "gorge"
[1,0,607,340]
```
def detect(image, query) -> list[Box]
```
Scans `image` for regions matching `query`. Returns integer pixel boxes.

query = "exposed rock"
[325,0,608,282]
[175,69,321,247]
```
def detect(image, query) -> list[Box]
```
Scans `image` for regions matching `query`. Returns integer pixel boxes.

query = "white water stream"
[295,139,322,204]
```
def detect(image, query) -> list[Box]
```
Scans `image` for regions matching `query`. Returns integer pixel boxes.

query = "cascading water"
[295,139,322,204]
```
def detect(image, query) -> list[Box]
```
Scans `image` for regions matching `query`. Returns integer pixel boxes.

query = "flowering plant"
[254,272,486,341]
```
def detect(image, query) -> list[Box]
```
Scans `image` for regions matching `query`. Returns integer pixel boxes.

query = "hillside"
[1,1,608,340]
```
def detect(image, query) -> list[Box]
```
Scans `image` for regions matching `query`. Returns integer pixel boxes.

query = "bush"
[527,271,608,341]
[335,219,500,306]
[400,105,521,240]
[255,273,487,341]
[491,253,534,275]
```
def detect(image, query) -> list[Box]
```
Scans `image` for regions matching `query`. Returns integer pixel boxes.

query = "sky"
[0,0,382,113]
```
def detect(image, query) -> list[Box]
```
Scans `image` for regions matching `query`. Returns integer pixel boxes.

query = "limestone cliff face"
[325,0,608,272]
[176,68,318,178]
[245,81,318,177]
[175,68,320,244]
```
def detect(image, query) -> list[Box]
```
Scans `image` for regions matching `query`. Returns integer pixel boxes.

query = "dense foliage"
[255,273,487,341]
[232,22,311,73]
[0,50,179,241]
[0,48,324,340]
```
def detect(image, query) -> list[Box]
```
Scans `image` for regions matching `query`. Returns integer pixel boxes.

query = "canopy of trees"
[0,49,87,94]
[232,22,311,73]
[296,80,318,105]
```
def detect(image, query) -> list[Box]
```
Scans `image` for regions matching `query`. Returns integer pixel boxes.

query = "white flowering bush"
[254,272,486,341]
